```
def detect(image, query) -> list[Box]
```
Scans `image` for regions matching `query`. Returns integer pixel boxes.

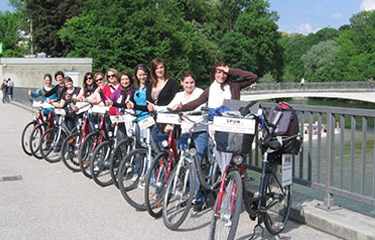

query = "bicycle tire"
[195,155,220,191]
[39,127,68,163]
[208,170,242,240]
[110,138,133,188]
[263,172,291,235]
[144,150,169,219]
[162,163,195,230]
[90,141,113,187]
[29,123,46,159]
[21,121,35,156]
[78,131,100,179]
[61,132,82,172]
[118,148,147,211]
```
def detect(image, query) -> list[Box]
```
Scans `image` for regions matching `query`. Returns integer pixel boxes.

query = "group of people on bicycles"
[27,58,299,239]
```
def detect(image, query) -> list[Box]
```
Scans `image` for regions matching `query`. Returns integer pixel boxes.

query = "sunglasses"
[95,78,103,82]
[107,74,115,78]
[87,76,93,80]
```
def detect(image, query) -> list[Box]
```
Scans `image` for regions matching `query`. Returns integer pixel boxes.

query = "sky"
[0,0,375,34]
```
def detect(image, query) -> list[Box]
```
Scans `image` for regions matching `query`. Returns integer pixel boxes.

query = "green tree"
[219,0,282,79]
[59,0,217,83]
[24,0,83,56]
[301,40,340,81]
[0,11,27,57]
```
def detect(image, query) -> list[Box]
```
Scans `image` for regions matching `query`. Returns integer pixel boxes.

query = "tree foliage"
[0,11,27,56]
[24,0,83,57]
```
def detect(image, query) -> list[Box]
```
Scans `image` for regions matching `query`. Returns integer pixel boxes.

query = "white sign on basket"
[110,114,135,124]
[138,116,155,129]
[156,113,181,125]
[212,116,256,134]
[91,105,109,114]
[75,102,91,114]
[54,108,66,116]
[282,154,293,187]
[32,101,43,108]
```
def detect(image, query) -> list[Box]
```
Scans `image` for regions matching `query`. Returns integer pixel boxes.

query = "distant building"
[0,57,92,104]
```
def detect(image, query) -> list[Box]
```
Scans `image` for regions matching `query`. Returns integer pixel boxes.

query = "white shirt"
[208,81,231,108]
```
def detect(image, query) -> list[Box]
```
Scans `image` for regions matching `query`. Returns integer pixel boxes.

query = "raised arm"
[228,68,257,89]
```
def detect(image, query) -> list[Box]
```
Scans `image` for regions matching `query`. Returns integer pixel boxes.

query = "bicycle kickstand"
[248,220,265,240]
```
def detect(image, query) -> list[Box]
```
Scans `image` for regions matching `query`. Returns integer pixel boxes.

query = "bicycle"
[209,101,301,240]
[28,102,56,159]
[38,107,71,163]
[90,109,134,187]
[78,105,109,178]
[243,103,301,239]
[21,101,48,156]
[144,112,181,219]
[161,111,217,230]
[109,110,138,188]
[61,102,93,172]
[208,102,259,240]
[117,114,159,211]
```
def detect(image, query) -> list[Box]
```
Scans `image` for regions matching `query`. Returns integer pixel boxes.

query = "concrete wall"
[0,58,92,106]
[0,58,92,88]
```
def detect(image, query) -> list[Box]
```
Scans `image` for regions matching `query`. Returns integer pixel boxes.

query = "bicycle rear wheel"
[110,138,133,188]
[263,172,291,235]
[91,141,113,187]
[144,150,170,218]
[117,148,146,211]
[61,132,82,172]
[209,171,242,240]
[29,123,45,159]
[162,163,194,230]
[21,121,35,156]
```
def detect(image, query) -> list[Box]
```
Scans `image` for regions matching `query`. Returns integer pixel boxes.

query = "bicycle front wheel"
[209,170,242,240]
[61,132,82,172]
[162,163,194,230]
[263,172,291,235]
[117,148,146,211]
[39,127,68,163]
[21,121,35,156]
[110,138,133,188]
[144,150,170,219]
[78,131,100,178]
[90,141,113,187]
[29,123,45,159]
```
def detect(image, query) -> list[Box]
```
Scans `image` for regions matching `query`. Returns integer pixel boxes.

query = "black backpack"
[268,102,299,137]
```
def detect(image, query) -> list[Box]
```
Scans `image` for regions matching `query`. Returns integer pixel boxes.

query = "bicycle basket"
[212,116,257,154]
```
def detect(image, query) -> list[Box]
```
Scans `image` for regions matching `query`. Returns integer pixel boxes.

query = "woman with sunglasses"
[84,72,106,105]
[77,72,97,101]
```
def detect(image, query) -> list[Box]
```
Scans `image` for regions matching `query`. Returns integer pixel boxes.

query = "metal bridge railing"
[246,81,375,92]
[248,103,375,210]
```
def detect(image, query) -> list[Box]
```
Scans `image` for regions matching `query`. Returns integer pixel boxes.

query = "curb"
[295,200,375,240]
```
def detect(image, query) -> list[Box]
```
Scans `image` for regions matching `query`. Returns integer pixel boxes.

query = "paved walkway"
[0,103,341,240]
